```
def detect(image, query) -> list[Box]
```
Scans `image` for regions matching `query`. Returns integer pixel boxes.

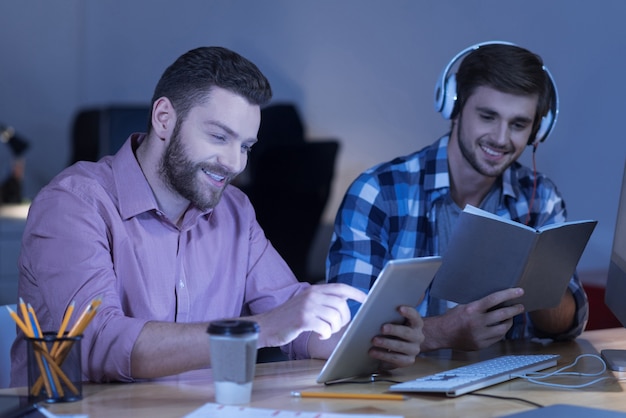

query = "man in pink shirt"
[11,47,425,385]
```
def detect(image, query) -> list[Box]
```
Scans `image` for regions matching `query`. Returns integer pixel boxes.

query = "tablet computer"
[316,256,442,384]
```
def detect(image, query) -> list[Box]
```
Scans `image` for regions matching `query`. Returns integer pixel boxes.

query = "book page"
[430,207,536,303]
[430,206,597,310]
[462,205,534,231]
[537,219,598,232]
[464,204,596,233]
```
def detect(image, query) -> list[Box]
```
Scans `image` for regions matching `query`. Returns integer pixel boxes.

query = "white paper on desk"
[36,405,89,418]
[183,402,404,418]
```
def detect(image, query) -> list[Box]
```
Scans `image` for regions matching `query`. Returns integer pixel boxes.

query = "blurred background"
[0,0,624,284]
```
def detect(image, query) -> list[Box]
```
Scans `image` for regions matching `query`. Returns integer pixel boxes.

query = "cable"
[513,354,619,389]
[469,392,544,408]
[466,355,619,408]
[524,143,539,226]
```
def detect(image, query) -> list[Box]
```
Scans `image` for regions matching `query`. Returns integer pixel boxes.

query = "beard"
[159,122,235,211]
[456,117,516,179]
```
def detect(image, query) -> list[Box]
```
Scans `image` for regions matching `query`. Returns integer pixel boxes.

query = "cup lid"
[207,320,259,336]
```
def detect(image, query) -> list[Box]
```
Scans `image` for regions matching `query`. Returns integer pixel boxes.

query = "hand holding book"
[430,205,597,312]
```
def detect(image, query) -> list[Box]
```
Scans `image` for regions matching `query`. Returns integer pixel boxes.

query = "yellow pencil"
[31,296,102,396]
[59,301,76,336]
[82,298,101,328]
[22,304,57,398]
[27,303,64,398]
[67,299,99,337]
[31,300,85,397]
[31,346,54,397]
[5,304,51,397]
[6,305,29,336]
[51,301,75,357]
[18,297,33,336]
[38,349,79,395]
[55,297,100,361]
[291,391,407,401]
[27,304,43,339]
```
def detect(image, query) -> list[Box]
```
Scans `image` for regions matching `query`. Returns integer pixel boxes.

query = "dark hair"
[149,46,272,128]
[452,44,554,141]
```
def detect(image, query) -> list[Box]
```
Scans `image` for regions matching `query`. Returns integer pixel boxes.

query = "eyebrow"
[476,106,534,124]
[206,120,235,136]
[205,120,258,143]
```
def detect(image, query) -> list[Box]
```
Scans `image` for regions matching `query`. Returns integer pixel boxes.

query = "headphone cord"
[525,143,539,226]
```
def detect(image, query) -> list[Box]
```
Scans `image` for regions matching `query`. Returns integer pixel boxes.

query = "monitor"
[601,160,626,371]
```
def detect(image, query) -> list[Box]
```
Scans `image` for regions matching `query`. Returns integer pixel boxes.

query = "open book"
[430,205,597,312]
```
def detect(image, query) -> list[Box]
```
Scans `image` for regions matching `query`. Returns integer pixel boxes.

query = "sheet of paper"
[36,404,89,418]
[183,402,404,418]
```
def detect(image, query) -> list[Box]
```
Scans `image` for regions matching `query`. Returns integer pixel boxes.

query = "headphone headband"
[434,41,559,146]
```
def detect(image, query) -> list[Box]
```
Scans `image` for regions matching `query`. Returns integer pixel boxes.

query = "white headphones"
[434,41,559,146]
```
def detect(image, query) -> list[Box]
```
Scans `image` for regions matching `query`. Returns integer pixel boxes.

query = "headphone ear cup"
[434,78,445,114]
[530,110,554,146]
[440,73,457,120]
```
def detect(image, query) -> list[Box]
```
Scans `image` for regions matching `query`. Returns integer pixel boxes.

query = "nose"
[217,143,246,173]
[493,121,510,145]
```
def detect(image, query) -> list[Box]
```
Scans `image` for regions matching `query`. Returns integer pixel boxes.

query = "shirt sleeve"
[557,272,589,340]
[326,173,392,316]
[17,183,148,383]
[242,213,313,359]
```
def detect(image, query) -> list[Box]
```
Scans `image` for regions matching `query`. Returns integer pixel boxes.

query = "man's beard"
[159,125,234,211]
[456,117,512,179]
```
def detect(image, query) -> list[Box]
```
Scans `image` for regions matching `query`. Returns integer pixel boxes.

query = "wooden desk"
[2,328,626,417]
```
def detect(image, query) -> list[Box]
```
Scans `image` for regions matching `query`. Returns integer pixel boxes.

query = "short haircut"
[452,44,554,141]
[149,46,272,129]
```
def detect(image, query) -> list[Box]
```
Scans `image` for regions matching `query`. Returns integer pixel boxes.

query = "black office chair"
[242,103,340,284]
[69,105,151,164]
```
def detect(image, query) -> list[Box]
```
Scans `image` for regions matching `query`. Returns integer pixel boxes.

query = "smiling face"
[452,85,538,179]
[159,87,260,211]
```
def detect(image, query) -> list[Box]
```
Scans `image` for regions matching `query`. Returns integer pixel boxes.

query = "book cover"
[430,205,597,312]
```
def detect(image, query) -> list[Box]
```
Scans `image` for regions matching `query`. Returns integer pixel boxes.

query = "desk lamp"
[1,124,29,204]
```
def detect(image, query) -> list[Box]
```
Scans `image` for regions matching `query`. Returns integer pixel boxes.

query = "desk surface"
[2,328,626,418]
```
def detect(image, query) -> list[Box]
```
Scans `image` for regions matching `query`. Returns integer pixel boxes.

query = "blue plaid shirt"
[327,136,588,341]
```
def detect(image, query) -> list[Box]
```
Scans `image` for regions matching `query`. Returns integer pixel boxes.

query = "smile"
[480,145,505,157]
[201,168,226,184]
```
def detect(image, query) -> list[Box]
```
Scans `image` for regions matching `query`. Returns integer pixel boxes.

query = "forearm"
[131,321,211,379]
[528,289,576,335]
[420,315,453,352]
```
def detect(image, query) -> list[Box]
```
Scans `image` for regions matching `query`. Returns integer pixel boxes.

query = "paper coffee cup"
[207,320,259,404]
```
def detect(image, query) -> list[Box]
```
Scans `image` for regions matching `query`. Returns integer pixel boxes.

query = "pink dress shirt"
[10,133,311,385]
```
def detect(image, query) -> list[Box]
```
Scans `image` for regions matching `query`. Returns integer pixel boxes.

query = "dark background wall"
[0,0,624,277]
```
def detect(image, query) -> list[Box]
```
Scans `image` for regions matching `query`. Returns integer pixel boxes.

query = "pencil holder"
[26,332,83,403]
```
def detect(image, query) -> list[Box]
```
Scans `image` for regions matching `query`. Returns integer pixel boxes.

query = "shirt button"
[179,280,185,288]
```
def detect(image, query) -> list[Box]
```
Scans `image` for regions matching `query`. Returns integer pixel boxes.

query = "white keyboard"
[389,354,559,397]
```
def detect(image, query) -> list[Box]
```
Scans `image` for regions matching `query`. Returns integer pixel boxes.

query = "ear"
[151,97,176,139]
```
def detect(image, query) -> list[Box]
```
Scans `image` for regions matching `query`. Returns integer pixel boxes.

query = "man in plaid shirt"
[327,43,588,360]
